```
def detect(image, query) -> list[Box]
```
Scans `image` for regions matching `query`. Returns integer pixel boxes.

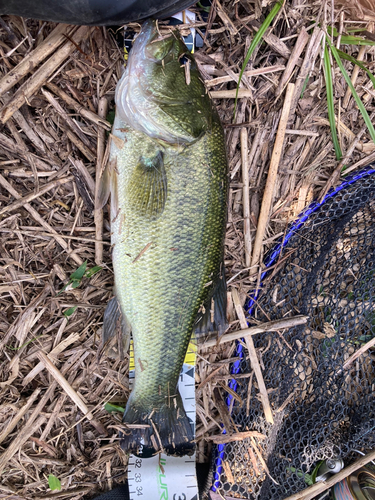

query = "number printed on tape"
[128,364,198,500]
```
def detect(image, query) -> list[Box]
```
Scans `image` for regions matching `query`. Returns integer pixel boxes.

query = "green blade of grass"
[326,26,375,46]
[233,1,283,119]
[323,43,342,160]
[327,37,375,145]
[337,49,375,91]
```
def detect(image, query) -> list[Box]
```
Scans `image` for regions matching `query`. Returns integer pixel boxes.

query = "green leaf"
[327,37,375,145]
[48,474,61,491]
[104,402,125,413]
[197,1,211,13]
[311,461,324,483]
[286,467,314,486]
[85,266,102,279]
[106,109,116,126]
[337,49,375,91]
[63,306,77,318]
[323,42,342,160]
[234,1,283,119]
[70,261,87,281]
[71,280,81,290]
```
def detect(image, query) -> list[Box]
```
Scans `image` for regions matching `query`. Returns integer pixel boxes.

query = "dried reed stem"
[0,24,77,97]
[201,315,307,348]
[241,128,251,267]
[231,288,274,424]
[250,82,295,274]
[0,26,93,123]
[95,96,108,264]
[0,173,83,265]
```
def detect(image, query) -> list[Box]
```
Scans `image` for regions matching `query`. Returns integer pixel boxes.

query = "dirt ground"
[0,0,374,498]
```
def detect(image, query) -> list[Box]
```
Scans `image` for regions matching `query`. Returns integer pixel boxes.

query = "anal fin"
[102,296,131,359]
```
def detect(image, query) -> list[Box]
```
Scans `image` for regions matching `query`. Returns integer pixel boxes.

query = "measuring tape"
[127,342,199,500]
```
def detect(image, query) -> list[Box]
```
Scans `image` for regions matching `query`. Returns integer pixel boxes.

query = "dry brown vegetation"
[0,0,374,498]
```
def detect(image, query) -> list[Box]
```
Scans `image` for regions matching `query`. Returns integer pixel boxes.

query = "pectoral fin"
[96,158,118,218]
[128,151,167,217]
[102,296,131,359]
[194,267,228,340]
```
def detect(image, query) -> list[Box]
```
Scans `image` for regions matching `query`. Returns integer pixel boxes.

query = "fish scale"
[101,19,228,457]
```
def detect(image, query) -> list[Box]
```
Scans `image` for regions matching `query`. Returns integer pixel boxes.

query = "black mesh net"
[212,165,375,499]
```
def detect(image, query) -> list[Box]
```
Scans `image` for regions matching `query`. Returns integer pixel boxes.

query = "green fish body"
[100,20,228,457]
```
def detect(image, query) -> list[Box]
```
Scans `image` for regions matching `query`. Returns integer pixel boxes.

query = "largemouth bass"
[99,19,228,457]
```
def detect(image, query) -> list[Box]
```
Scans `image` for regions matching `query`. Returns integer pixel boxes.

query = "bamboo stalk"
[250,82,295,274]
[0,26,93,124]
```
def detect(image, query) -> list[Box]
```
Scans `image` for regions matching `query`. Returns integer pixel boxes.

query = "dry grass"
[0,1,374,498]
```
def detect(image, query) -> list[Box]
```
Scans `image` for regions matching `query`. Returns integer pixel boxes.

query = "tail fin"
[120,390,195,458]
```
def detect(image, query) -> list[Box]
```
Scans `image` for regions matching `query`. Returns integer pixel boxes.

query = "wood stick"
[45,82,111,130]
[201,315,308,348]
[281,448,375,500]
[0,24,77,98]
[231,288,274,424]
[250,82,295,273]
[0,26,93,124]
[0,175,73,215]
[0,388,41,444]
[36,350,105,434]
[95,96,108,265]
[241,128,251,267]
[0,173,82,265]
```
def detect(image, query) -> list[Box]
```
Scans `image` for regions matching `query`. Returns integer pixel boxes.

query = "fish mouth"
[132,18,159,55]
